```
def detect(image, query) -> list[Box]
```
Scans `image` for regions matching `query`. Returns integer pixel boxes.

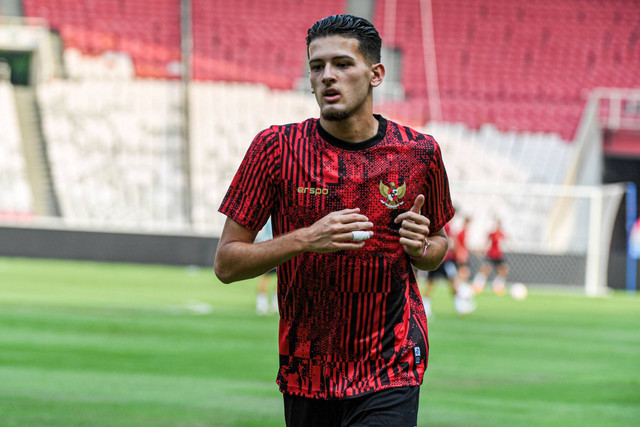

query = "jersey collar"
[317,115,387,151]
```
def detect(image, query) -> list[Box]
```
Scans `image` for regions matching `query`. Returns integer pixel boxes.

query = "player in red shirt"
[214,15,454,426]
[452,215,476,312]
[472,218,509,295]
[454,215,472,287]
[418,222,455,315]
[419,216,476,316]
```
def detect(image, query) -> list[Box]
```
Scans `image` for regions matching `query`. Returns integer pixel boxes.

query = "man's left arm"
[395,194,449,271]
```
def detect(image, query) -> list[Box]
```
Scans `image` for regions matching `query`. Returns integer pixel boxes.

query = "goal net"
[449,181,627,296]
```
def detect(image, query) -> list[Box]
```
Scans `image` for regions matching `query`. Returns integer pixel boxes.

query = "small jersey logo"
[379,181,406,209]
[414,346,421,364]
[297,186,329,195]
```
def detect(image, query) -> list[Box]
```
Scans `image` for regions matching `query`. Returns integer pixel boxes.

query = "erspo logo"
[297,187,329,195]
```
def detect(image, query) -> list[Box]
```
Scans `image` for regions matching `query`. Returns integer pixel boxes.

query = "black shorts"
[487,257,505,268]
[456,260,469,269]
[283,386,420,427]
[428,259,457,281]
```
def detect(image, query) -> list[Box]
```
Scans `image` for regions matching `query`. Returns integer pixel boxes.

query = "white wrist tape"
[351,231,372,241]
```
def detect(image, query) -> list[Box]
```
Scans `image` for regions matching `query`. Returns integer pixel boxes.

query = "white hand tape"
[351,231,372,241]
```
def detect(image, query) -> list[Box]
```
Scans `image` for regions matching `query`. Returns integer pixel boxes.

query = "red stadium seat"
[371,0,640,140]
[16,0,640,140]
[23,0,182,78]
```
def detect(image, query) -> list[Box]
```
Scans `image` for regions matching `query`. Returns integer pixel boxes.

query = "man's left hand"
[394,194,430,258]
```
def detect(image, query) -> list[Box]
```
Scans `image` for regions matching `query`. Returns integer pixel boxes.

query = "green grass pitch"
[0,257,638,426]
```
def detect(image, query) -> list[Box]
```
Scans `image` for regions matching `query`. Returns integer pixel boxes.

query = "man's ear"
[370,63,385,88]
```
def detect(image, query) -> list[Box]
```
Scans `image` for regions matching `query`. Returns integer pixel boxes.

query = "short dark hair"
[306,14,382,64]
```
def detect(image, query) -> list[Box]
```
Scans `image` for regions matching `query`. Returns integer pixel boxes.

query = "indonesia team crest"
[379,181,406,209]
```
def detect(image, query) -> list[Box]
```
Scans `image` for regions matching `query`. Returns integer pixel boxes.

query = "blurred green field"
[0,257,638,427]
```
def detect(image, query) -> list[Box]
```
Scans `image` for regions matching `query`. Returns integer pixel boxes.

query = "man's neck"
[319,114,380,143]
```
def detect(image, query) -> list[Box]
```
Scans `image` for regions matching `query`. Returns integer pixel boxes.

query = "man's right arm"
[214,208,373,284]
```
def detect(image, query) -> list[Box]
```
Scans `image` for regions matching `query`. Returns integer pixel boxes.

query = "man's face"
[308,35,376,122]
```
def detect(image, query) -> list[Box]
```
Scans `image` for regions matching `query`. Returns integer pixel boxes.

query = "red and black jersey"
[487,229,506,260]
[441,223,456,262]
[219,115,454,399]
[455,226,470,264]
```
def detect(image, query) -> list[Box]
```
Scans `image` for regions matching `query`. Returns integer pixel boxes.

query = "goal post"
[449,181,627,296]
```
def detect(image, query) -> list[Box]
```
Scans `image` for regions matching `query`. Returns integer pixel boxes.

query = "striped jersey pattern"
[219,115,454,399]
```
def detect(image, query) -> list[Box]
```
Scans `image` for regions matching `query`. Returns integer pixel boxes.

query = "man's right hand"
[300,208,374,253]
[215,209,373,283]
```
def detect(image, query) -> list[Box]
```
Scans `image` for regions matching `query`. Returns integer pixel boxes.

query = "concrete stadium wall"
[0,225,219,266]
[1,225,637,291]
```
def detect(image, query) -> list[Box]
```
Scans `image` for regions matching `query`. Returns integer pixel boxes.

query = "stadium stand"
[0,80,33,218]
[37,79,187,228]
[64,48,135,81]
[427,121,573,249]
[429,122,571,186]
[192,0,346,88]
[20,0,640,140]
[35,74,317,232]
[22,0,182,78]
[5,0,638,239]
[22,0,347,84]
[373,0,640,140]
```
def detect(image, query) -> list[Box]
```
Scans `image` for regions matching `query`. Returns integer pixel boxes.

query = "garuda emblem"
[379,181,406,209]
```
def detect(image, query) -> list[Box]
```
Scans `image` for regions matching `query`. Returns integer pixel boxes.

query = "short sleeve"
[218,128,280,231]
[424,141,455,235]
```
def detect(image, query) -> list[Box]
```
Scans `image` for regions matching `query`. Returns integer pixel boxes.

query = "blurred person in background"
[418,222,456,316]
[452,215,476,312]
[454,215,472,288]
[419,218,476,316]
[472,217,509,295]
[214,14,454,426]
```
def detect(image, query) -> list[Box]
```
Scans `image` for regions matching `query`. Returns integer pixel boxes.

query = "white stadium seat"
[0,81,33,217]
